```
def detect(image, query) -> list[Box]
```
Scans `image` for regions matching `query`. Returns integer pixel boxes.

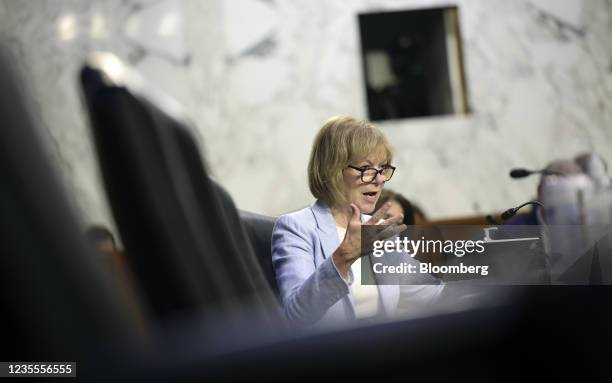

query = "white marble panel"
[185,0,612,218]
[2,0,611,223]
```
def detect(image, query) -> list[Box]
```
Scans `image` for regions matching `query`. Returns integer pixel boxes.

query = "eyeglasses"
[347,165,396,183]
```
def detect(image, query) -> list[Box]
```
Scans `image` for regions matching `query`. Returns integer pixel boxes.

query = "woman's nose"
[372,171,385,184]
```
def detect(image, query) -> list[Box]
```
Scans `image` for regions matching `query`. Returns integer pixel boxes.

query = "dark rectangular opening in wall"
[358,6,469,121]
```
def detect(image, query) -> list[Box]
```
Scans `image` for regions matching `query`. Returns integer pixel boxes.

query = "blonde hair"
[307,116,394,207]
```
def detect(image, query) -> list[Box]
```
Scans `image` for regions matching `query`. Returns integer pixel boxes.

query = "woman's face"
[341,152,389,214]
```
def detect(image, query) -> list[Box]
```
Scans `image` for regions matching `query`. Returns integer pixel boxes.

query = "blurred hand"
[333,203,407,279]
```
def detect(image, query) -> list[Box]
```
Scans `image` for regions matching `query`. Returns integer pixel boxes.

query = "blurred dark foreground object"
[0,45,142,361]
[80,52,280,327]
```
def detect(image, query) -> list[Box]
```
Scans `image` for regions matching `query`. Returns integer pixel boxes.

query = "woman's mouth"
[362,191,378,202]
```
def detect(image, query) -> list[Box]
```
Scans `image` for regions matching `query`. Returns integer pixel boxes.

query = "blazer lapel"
[310,199,340,259]
[311,200,357,317]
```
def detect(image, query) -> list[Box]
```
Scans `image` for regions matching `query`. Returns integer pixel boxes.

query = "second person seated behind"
[271,116,441,327]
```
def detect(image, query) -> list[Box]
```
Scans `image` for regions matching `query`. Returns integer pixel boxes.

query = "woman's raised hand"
[332,203,407,279]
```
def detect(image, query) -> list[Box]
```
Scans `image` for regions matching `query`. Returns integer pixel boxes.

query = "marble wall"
[1,0,611,226]
[0,0,192,228]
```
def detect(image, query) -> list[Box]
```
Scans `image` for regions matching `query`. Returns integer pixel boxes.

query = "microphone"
[500,201,543,221]
[485,200,543,240]
[509,168,561,179]
[509,168,532,178]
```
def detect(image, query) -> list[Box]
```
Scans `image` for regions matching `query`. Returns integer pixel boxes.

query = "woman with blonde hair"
[272,116,439,326]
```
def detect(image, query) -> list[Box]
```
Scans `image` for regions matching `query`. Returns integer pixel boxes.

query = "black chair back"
[239,211,279,298]
[80,53,279,326]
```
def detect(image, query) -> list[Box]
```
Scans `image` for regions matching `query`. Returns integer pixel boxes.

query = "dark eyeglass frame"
[347,164,396,183]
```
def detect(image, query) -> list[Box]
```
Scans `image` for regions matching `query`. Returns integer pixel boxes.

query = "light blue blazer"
[272,199,440,327]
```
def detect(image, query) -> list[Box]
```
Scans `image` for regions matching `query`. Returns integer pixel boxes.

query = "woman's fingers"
[346,204,362,241]
[336,204,364,262]
[366,202,391,224]
[372,224,408,243]
[349,204,361,225]
[360,224,407,257]
[344,203,407,259]
[379,213,403,226]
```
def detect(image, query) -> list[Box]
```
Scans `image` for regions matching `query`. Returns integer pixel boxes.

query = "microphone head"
[501,208,517,220]
[509,169,532,178]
